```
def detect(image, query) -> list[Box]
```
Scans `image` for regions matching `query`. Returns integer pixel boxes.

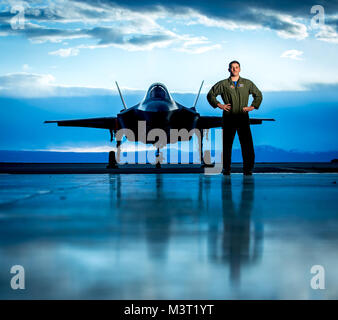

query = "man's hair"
[228,60,240,69]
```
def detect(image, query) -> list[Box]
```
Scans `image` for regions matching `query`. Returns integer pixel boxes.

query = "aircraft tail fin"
[192,80,204,110]
[115,81,127,110]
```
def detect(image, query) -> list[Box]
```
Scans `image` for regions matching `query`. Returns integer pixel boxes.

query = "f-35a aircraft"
[45,82,274,168]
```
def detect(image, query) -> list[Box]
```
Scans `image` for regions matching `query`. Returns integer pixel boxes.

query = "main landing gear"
[198,129,214,168]
[107,139,121,169]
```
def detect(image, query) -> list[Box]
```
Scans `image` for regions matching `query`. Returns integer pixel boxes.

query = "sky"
[0,0,337,155]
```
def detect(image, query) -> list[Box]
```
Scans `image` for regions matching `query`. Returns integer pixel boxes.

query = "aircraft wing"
[196,116,222,129]
[249,118,275,124]
[44,117,119,130]
[197,116,275,129]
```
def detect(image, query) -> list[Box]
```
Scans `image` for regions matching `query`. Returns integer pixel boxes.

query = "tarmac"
[1,162,338,174]
[0,171,338,299]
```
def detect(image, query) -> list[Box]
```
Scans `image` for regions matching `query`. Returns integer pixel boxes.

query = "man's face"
[229,63,240,76]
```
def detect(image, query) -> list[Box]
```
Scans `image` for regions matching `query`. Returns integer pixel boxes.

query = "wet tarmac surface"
[1,162,338,173]
[0,173,338,299]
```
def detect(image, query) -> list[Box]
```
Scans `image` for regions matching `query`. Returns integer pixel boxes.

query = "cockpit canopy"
[138,82,178,112]
[144,83,172,102]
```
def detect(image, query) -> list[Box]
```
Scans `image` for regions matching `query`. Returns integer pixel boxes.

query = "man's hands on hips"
[217,103,231,111]
[243,106,255,112]
[216,104,255,112]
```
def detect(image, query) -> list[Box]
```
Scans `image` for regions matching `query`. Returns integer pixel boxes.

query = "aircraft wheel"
[107,151,118,169]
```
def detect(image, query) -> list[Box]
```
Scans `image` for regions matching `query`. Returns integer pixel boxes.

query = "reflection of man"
[207,61,262,175]
[221,177,259,285]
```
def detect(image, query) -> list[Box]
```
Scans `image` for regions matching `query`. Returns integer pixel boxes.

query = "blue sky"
[0,0,337,154]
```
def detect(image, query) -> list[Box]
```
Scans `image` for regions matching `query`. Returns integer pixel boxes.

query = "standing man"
[207,61,262,175]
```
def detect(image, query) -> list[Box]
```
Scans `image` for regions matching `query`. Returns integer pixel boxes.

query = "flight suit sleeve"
[249,81,263,109]
[207,81,224,109]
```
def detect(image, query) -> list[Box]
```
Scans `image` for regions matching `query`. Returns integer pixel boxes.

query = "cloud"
[1,0,334,57]
[304,82,338,93]
[186,8,308,40]
[70,0,314,39]
[280,49,304,60]
[0,21,89,43]
[0,72,114,97]
[1,71,337,98]
[83,26,176,50]
[0,72,56,97]
[0,22,173,51]
[22,63,31,70]
[2,20,217,53]
[0,4,62,25]
[175,43,221,54]
[314,25,338,44]
[49,48,80,57]
[0,20,192,52]
[45,143,156,153]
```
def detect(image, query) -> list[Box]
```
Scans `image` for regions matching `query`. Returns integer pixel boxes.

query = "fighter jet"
[45,82,274,168]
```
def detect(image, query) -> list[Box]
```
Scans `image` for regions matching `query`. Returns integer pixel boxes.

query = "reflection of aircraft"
[45,82,274,168]
[109,174,172,261]
[208,177,263,286]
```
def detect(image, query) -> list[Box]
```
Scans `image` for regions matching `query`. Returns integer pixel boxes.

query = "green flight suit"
[207,76,263,173]
[207,76,262,113]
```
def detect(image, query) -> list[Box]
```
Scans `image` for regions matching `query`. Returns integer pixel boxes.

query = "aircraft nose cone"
[140,101,178,112]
